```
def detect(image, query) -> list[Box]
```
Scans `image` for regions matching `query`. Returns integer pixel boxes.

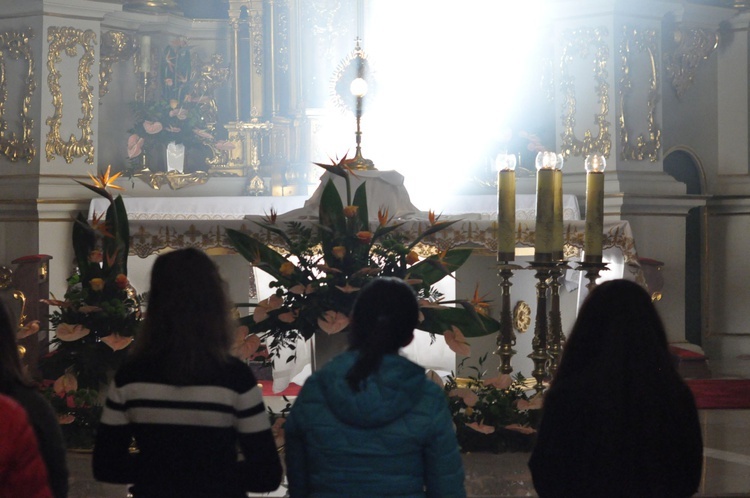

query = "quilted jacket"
[284,351,466,498]
[0,393,53,498]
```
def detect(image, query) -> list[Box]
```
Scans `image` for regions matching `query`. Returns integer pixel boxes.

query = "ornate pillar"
[549,0,724,343]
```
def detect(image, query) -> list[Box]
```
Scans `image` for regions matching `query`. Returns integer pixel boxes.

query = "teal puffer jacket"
[284,351,466,498]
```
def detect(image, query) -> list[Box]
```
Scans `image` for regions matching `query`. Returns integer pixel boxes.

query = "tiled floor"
[67,353,750,498]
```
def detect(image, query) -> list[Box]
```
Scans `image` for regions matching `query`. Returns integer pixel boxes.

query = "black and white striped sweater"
[92,356,282,498]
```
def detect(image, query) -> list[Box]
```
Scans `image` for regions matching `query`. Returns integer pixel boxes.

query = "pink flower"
[466,422,496,435]
[16,320,40,340]
[193,129,214,140]
[504,424,537,435]
[127,134,144,158]
[56,323,90,342]
[449,387,478,407]
[100,334,134,351]
[444,325,471,356]
[231,326,261,361]
[214,140,236,151]
[164,78,174,87]
[289,284,315,295]
[165,125,181,133]
[278,309,298,324]
[483,374,513,390]
[53,373,77,395]
[58,414,75,425]
[253,295,283,323]
[143,120,163,134]
[318,310,349,335]
[516,394,544,411]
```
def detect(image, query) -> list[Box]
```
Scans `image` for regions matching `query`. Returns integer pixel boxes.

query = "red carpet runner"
[259,378,750,410]
[685,379,750,409]
[259,380,302,397]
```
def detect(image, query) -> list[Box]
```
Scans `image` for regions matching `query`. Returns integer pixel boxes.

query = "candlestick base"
[575,260,609,291]
[547,262,570,379]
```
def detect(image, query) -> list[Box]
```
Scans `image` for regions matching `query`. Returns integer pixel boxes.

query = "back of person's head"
[132,248,232,383]
[346,277,419,392]
[0,301,30,392]
[554,278,674,386]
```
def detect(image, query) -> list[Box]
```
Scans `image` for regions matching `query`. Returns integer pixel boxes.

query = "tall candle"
[496,153,516,262]
[140,35,151,73]
[584,154,606,263]
[534,151,558,262]
[552,168,564,260]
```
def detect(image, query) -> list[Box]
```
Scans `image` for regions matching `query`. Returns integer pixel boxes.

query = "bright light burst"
[317,1,547,208]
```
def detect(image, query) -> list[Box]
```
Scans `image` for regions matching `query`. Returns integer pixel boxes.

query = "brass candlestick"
[494,263,521,374]
[576,260,609,292]
[547,262,569,378]
[528,261,556,394]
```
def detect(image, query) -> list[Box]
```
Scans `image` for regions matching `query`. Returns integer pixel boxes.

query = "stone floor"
[67,353,750,498]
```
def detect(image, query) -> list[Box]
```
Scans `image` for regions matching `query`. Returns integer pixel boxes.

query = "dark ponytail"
[345,278,419,392]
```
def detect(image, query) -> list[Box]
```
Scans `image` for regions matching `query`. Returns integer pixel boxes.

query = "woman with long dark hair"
[0,301,68,498]
[529,279,703,497]
[284,277,466,497]
[92,248,282,497]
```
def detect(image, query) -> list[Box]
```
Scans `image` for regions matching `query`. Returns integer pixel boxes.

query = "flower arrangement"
[444,354,542,453]
[127,38,233,171]
[38,166,142,448]
[227,155,501,360]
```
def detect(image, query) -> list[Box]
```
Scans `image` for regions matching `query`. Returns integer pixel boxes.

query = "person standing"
[0,301,68,498]
[284,277,466,498]
[529,279,703,497]
[92,248,282,497]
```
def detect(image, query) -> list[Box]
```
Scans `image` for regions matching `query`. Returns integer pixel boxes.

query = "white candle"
[534,151,559,262]
[496,152,516,262]
[552,168,564,260]
[140,35,151,73]
[584,154,606,263]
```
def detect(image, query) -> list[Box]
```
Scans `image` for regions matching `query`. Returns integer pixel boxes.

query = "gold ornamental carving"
[0,29,36,163]
[560,27,612,159]
[664,27,719,100]
[618,25,661,163]
[99,30,137,101]
[513,301,531,333]
[45,26,96,164]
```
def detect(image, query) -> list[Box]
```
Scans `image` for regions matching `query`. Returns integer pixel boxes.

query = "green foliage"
[227,163,501,361]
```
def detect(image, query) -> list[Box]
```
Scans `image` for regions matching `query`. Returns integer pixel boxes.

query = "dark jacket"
[528,376,703,498]
[284,351,466,498]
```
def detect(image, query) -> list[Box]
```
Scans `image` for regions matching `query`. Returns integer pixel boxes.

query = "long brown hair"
[128,248,233,384]
[0,301,33,392]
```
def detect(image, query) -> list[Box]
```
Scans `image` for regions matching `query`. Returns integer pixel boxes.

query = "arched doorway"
[663,149,706,346]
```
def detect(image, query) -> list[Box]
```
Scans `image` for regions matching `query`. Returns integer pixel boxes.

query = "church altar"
[89,172,640,389]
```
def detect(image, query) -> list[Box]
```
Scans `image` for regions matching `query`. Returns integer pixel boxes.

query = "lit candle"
[496,152,516,262]
[534,151,557,262]
[140,35,151,74]
[584,154,606,263]
[552,154,564,260]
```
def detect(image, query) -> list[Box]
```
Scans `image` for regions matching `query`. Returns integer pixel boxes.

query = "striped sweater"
[92,356,282,498]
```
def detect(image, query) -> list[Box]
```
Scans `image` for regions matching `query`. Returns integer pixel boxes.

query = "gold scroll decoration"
[0,29,36,163]
[618,25,661,163]
[99,30,136,101]
[45,27,96,164]
[560,26,611,159]
[664,27,719,100]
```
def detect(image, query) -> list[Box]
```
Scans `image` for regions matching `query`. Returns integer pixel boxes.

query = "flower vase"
[311,328,350,372]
